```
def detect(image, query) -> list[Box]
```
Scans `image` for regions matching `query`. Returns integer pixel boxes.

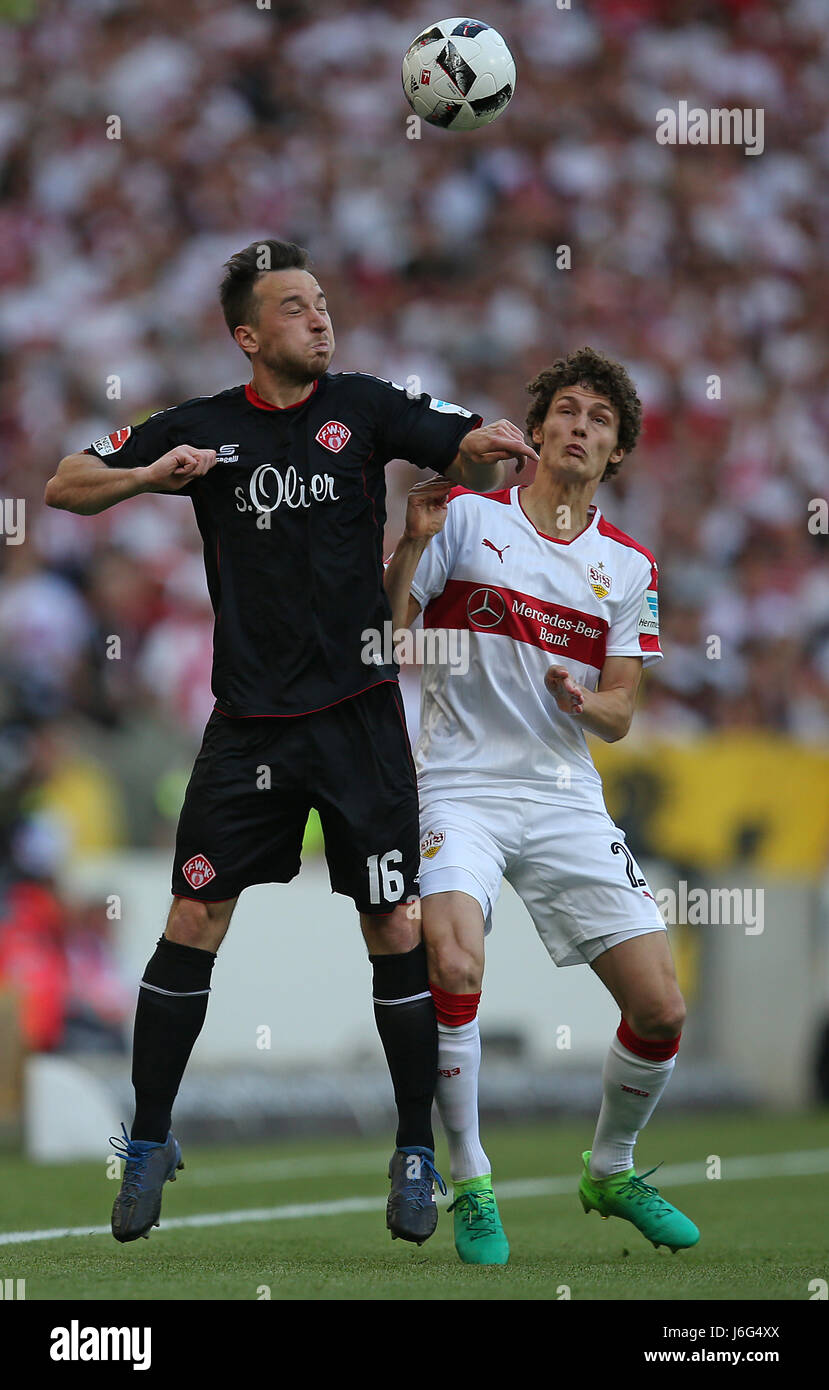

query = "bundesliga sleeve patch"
[91,426,132,456]
[638,588,660,636]
[428,398,474,417]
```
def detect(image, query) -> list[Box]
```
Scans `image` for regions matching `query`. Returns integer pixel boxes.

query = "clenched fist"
[142,446,218,493]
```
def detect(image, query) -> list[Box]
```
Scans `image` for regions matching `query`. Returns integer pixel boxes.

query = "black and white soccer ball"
[401,17,516,131]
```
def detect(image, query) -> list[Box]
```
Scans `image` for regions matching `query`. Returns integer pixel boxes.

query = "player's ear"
[234,324,258,357]
[609,446,624,466]
[531,425,543,447]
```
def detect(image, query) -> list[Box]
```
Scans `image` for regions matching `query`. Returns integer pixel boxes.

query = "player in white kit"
[384,348,699,1265]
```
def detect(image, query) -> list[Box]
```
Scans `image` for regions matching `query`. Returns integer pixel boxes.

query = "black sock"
[131,935,216,1142]
[370,943,437,1150]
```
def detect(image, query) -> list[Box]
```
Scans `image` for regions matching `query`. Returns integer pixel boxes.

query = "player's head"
[219,240,334,381]
[525,347,642,484]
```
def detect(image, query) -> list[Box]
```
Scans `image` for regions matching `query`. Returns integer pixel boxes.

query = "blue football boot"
[110,1123,184,1243]
[386,1145,447,1245]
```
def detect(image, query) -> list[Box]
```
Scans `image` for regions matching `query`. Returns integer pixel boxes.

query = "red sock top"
[617,1017,681,1062]
[430,983,481,1027]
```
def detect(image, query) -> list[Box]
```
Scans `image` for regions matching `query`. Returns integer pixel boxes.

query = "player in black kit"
[45,239,537,1247]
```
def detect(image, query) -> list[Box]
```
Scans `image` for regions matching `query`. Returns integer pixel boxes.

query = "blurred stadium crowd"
[0,0,827,1046]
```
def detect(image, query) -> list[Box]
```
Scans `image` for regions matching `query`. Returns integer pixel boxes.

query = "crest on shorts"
[587,561,612,599]
[420,830,445,860]
[314,420,351,454]
[182,854,216,890]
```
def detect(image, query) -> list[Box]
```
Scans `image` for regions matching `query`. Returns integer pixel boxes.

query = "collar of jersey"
[244,379,319,412]
[515,486,599,546]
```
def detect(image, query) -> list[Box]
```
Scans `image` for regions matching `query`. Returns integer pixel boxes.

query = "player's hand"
[460,420,539,475]
[403,477,453,541]
[141,446,217,493]
[545,664,586,715]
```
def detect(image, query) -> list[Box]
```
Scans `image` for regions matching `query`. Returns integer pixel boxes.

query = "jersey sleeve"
[84,407,181,469]
[605,555,663,667]
[369,377,482,474]
[409,498,462,611]
[83,404,201,497]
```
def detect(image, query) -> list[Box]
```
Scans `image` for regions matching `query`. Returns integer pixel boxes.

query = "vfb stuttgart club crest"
[420,830,445,860]
[182,855,216,890]
[587,561,612,599]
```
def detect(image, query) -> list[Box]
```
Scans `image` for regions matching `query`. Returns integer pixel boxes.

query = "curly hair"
[525,347,642,480]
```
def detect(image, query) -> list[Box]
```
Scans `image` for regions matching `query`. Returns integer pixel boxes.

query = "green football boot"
[579,1150,700,1253]
[448,1176,510,1265]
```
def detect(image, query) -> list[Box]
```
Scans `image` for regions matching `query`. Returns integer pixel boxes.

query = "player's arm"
[444,419,539,492]
[544,656,643,743]
[44,446,217,516]
[384,477,453,630]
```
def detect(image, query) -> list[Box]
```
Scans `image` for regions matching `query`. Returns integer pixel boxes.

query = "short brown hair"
[525,346,642,479]
[219,239,311,358]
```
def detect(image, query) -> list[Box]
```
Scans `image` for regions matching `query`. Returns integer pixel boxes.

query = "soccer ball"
[401,17,516,131]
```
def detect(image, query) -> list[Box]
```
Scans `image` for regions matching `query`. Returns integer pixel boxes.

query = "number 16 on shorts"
[366,850,405,906]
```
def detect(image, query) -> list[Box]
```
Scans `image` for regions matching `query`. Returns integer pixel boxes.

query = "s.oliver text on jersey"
[241,463,341,513]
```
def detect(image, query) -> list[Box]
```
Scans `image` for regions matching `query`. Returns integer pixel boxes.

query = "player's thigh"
[508,808,667,968]
[590,930,686,1037]
[173,709,311,903]
[421,890,487,994]
[418,797,510,992]
[314,684,420,915]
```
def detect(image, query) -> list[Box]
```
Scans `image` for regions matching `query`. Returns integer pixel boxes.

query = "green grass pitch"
[1,1110,827,1302]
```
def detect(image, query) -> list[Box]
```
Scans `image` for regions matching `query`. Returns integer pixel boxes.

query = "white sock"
[435,1019,490,1183]
[589,1032,677,1179]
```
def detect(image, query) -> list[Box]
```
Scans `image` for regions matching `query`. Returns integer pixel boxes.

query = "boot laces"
[448,1189,497,1239]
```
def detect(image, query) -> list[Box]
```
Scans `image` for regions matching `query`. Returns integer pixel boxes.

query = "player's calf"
[364,917,443,1243]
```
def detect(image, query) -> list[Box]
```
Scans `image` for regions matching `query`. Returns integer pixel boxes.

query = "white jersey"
[410,484,662,810]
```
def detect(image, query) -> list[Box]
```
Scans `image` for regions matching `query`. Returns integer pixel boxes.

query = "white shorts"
[418,795,666,967]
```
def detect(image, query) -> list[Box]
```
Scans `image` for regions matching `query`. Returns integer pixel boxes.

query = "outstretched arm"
[445,419,539,493]
[44,446,217,515]
[383,477,452,631]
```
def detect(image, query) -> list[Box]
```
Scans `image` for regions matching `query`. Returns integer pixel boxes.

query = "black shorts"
[171,682,419,914]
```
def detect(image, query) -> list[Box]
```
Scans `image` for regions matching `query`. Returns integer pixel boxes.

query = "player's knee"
[362,902,421,954]
[629,991,686,1040]
[426,939,482,995]
[166,898,217,950]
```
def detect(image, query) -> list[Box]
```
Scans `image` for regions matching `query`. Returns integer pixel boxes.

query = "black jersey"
[84,372,481,717]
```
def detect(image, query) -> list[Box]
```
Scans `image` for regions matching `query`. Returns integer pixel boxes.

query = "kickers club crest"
[315,420,351,454]
[420,830,445,860]
[182,854,216,890]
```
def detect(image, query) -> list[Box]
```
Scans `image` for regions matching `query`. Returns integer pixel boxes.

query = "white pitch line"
[2,1148,828,1248]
